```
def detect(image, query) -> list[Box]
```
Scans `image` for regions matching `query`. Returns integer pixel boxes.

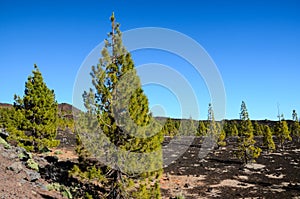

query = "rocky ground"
[161,137,300,198]
[0,131,300,198]
[0,141,65,198]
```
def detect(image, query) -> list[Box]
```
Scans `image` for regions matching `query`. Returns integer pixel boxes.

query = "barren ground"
[1,131,300,198]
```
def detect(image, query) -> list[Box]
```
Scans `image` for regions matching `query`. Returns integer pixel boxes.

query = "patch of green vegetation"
[69,165,107,182]
[175,194,185,199]
[0,136,10,149]
[54,150,63,155]
[26,158,39,171]
[84,192,93,199]
[47,183,72,199]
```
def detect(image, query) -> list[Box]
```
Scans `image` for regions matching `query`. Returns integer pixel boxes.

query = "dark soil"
[161,136,300,199]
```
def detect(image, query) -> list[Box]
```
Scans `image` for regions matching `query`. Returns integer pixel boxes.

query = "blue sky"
[1,0,300,120]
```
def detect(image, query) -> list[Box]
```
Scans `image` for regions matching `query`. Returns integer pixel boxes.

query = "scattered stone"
[25,170,41,182]
[7,162,23,173]
[244,163,265,170]
[207,187,213,192]
[184,183,190,188]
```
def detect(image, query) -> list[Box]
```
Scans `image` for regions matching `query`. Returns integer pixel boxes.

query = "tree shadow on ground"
[39,156,105,198]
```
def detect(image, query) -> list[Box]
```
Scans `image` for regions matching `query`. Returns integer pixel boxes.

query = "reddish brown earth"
[0,144,64,199]
[1,132,300,198]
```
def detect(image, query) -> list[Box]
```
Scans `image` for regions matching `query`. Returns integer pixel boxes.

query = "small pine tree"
[207,103,217,137]
[231,122,239,136]
[276,119,292,149]
[197,121,207,136]
[178,117,197,136]
[217,126,226,147]
[7,65,59,151]
[161,118,178,137]
[207,103,218,148]
[253,121,263,136]
[236,101,261,164]
[206,103,225,148]
[263,125,275,153]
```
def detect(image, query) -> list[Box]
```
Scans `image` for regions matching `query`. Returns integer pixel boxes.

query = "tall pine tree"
[236,101,261,164]
[206,103,225,148]
[291,110,300,141]
[8,65,59,151]
[73,13,163,198]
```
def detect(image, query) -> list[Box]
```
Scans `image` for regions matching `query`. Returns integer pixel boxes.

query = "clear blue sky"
[1,0,300,120]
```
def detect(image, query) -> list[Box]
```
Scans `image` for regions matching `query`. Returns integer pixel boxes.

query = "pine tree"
[276,119,291,149]
[231,122,239,136]
[207,103,217,136]
[292,109,298,121]
[178,117,197,136]
[206,103,225,148]
[73,13,163,198]
[236,101,261,164]
[161,118,178,137]
[217,124,226,147]
[263,125,275,153]
[291,110,300,141]
[197,121,207,136]
[7,65,59,151]
[253,121,263,136]
[0,108,12,129]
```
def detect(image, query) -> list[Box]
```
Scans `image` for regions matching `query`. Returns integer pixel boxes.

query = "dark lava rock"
[45,155,59,163]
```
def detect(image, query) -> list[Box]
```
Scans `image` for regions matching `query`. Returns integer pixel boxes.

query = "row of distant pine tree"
[161,101,300,163]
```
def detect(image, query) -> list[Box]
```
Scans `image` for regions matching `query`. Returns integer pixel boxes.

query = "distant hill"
[0,103,12,109]
[58,103,80,113]
[0,102,80,117]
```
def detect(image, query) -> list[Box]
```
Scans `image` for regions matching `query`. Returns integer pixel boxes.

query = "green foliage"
[175,194,185,199]
[231,122,239,136]
[74,13,163,198]
[178,117,197,136]
[84,192,93,199]
[276,120,292,148]
[223,121,239,136]
[54,150,63,155]
[0,136,10,149]
[18,150,32,161]
[217,127,226,147]
[161,118,179,137]
[197,121,207,136]
[290,111,300,142]
[236,101,261,164]
[0,108,13,129]
[57,115,74,132]
[263,125,275,152]
[26,158,39,171]
[69,165,107,183]
[47,183,73,199]
[7,65,59,152]
[253,121,263,136]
